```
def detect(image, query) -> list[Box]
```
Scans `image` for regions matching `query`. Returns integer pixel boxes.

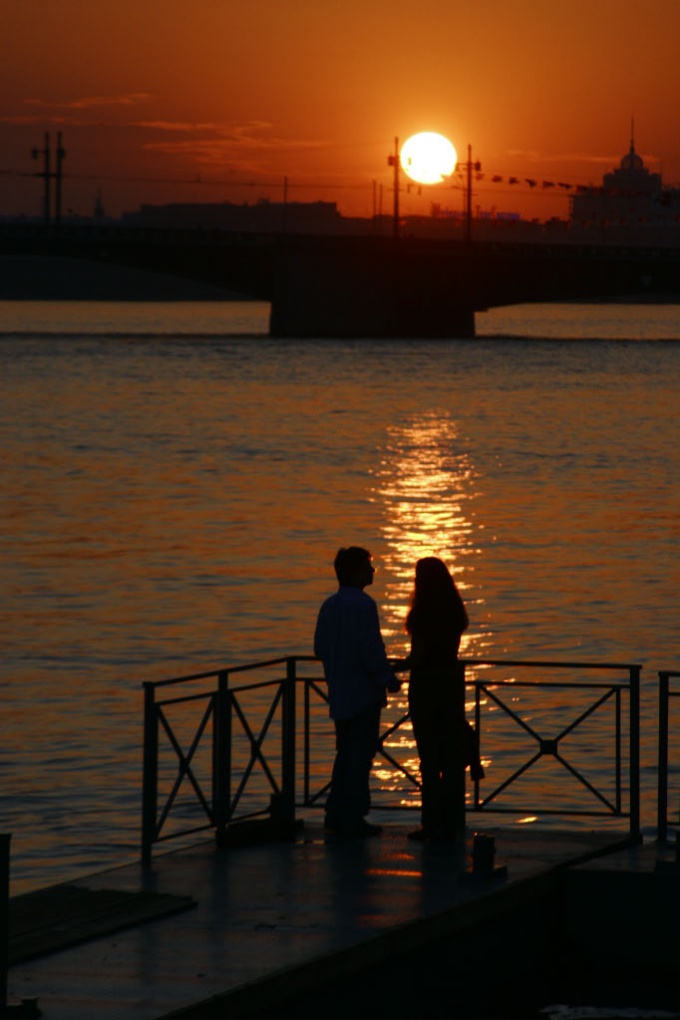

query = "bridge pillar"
[269,237,476,339]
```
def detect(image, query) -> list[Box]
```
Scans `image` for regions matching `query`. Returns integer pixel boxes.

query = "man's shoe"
[357,820,382,836]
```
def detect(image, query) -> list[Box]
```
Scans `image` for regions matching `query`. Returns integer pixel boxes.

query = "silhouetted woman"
[405,556,483,842]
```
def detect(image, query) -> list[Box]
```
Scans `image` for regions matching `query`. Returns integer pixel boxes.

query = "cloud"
[0,114,61,125]
[0,111,330,182]
[139,121,327,175]
[0,93,156,127]
[137,121,223,133]
[142,120,324,150]
[2,108,325,155]
[506,148,621,166]
[24,93,153,110]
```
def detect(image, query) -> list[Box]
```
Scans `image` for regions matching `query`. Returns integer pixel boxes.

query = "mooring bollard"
[472,833,496,873]
[459,832,507,886]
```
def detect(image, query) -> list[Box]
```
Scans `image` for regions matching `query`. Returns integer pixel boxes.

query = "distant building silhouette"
[120,199,355,235]
[119,196,563,242]
[94,190,106,221]
[570,130,680,241]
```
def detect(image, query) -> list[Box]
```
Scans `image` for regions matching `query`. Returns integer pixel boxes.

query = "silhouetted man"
[314,546,400,837]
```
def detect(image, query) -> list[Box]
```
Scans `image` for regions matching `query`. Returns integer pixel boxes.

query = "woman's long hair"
[405,556,468,635]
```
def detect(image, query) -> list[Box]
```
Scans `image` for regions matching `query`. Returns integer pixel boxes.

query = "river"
[1,299,679,893]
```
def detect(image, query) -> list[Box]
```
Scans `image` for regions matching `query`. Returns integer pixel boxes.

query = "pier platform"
[7,821,678,1019]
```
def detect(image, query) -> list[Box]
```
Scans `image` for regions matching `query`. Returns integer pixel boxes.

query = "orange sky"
[3,0,680,222]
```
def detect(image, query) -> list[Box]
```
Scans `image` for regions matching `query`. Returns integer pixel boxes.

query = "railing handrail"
[142,655,638,711]
[143,654,311,690]
[461,658,641,671]
[141,655,642,862]
[144,654,641,691]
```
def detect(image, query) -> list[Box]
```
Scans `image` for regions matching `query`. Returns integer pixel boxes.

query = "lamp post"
[31,132,51,225]
[54,132,66,224]
[387,136,400,238]
[31,131,66,225]
[456,144,481,243]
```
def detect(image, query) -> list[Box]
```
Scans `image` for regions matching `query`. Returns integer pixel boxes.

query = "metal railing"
[656,670,680,843]
[1,834,8,1014]
[141,656,641,861]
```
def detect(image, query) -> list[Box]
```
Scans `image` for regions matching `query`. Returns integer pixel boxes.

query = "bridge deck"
[7,819,657,1019]
[4,226,680,337]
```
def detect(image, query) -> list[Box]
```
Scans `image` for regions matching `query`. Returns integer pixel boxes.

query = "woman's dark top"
[407,589,467,672]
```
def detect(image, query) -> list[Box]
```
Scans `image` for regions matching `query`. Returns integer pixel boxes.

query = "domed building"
[570,128,680,241]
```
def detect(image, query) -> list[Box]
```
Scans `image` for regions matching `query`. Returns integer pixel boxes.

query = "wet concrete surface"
[6,820,651,1020]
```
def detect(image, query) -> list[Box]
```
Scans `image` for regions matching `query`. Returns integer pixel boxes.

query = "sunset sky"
[3,0,680,222]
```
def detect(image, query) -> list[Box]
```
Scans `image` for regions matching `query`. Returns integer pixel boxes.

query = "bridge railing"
[141,656,641,861]
[656,670,680,843]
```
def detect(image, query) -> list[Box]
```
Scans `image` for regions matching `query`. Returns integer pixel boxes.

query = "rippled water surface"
[1,300,679,892]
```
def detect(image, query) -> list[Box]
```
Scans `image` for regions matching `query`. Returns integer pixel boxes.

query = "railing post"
[473,672,481,810]
[141,682,158,865]
[1,834,9,1013]
[657,671,670,843]
[455,661,466,833]
[614,685,622,814]
[276,657,297,833]
[629,665,641,839]
[303,674,311,808]
[213,671,232,838]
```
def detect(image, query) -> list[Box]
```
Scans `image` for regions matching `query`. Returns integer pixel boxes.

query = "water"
[1,299,679,894]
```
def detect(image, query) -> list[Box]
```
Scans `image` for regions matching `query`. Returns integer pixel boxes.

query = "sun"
[400,132,457,185]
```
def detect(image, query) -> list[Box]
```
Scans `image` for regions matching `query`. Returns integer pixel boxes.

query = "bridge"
[2,222,680,337]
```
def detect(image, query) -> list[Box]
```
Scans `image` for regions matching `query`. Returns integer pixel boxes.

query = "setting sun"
[401,132,457,185]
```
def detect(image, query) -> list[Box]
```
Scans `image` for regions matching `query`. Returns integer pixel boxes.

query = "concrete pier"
[6,822,677,1019]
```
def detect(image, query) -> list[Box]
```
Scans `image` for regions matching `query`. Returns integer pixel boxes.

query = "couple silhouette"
[314,546,483,842]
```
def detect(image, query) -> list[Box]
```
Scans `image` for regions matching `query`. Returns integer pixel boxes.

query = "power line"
[1,165,591,195]
[0,168,388,194]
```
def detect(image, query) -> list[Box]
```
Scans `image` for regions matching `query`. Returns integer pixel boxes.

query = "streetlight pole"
[31,132,66,225]
[55,132,66,224]
[458,143,481,243]
[32,132,51,225]
[387,136,400,238]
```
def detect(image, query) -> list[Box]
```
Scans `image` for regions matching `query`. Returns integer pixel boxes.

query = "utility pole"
[32,132,51,224]
[387,136,400,238]
[282,175,288,234]
[55,132,65,224]
[31,132,66,225]
[458,143,481,243]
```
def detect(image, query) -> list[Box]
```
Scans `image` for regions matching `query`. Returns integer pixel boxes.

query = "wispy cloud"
[142,120,324,148]
[137,121,223,133]
[24,93,153,110]
[0,114,59,125]
[141,121,327,173]
[0,93,155,127]
[506,148,621,166]
[0,110,329,179]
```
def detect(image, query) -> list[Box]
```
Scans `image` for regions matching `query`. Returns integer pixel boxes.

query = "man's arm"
[359,599,400,692]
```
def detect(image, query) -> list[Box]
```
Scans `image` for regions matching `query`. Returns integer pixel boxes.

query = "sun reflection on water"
[368,412,493,804]
[369,411,486,658]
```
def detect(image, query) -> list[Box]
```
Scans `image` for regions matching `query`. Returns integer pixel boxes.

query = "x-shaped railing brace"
[228,687,283,815]
[477,683,621,813]
[155,697,215,836]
